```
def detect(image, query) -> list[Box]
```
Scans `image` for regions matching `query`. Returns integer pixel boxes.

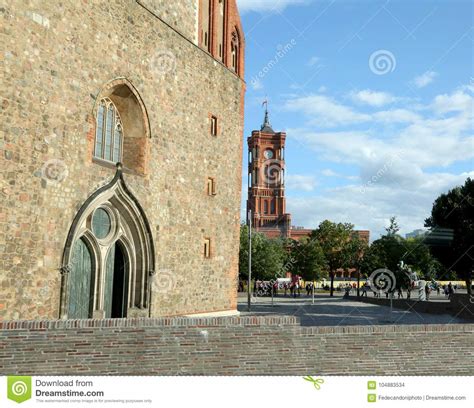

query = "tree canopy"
[425,177,473,294]
[239,224,287,281]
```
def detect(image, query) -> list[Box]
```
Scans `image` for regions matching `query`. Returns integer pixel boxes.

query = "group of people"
[250,276,311,298]
[358,281,457,300]
[239,278,460,301]
[442,282,457,299]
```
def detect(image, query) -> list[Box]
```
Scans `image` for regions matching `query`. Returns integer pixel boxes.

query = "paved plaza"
[237,294,470,326]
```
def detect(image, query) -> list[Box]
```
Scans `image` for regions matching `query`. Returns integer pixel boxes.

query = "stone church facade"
[0,0,246,320]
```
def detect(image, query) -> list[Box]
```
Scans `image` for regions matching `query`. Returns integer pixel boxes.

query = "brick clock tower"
[247,105,291,238]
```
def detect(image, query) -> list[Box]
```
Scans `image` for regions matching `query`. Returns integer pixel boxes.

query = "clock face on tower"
[264,149,274,159]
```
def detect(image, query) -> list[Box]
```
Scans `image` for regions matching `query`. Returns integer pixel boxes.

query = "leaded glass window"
[92,208,111,240]
[94,98,123,163]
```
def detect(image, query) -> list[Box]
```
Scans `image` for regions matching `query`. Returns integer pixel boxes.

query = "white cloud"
[285,95,371,127]
[321,169,359,181]
[373,109,421,123]
[321,169,338,177]
[282,87,474,238]
[237,0,309,13]
[251,77,264,90]
[431,90,473,114]
[288,170,474,238]
[307,56,320,67]
[286,174,317,191]
[413,71,438,88]
[349,89,397,107]
[290,112,473,172]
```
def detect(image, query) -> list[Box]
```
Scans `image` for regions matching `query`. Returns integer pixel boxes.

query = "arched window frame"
[94,97,124,164]
[216,0,227,62]
[230,29,240,74]
[200,0,213,52]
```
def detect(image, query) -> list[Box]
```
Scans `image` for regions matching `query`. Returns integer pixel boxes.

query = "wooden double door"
[67,239,129,319]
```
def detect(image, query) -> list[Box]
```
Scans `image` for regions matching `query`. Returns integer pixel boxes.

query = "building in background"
[1,0,245,320]
[246,109,370,278]
[406,229,428,239]
[246,106,291,238]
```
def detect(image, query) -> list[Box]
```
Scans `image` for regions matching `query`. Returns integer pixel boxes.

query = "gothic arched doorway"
[67,238,94,319]
[60,164,155,319]
[105,241,129,318]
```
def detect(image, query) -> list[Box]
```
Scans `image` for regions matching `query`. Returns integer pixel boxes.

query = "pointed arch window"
[217,0,226,62]
[94,98,123,163]
[200,0,212,52]
[231,29,240,74]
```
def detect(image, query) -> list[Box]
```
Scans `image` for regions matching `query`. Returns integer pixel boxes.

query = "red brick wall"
[198,0,245,79]
[1,317,472,375]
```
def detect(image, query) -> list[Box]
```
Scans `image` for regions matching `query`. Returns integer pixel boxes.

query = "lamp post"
[247,210,252,312]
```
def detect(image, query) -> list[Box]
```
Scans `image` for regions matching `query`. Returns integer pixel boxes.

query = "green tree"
[310,220,355,296]
[238,224,286,282]
[343,235,368,295]
[385,216,400,236]
[360,219,440,291]
[425,178,474,295]
[372,235,405,272]
[403,237,441,279]
[359,243,383,279]
[291,237,327,283]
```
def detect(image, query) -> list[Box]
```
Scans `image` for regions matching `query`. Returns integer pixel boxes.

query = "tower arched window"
[217,0,226,62]
[94,98,123,163]
[200,0,212,52]
[231,29,240,74]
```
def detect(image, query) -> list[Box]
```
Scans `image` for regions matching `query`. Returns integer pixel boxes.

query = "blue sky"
[237,0,473,239]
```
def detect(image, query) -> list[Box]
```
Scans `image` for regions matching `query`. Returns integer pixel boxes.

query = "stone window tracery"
[94,98,123,163]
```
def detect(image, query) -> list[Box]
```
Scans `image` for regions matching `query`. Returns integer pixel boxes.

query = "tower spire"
[261,99,274,133]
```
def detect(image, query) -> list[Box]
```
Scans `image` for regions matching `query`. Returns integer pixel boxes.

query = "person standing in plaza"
[397,287,403,299]
[425,284,431,301]
[448,282,454,299]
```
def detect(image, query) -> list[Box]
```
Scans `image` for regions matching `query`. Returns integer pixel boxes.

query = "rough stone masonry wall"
[137,0,199,43]
[1,317,473,375]
[0,0,244,319]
